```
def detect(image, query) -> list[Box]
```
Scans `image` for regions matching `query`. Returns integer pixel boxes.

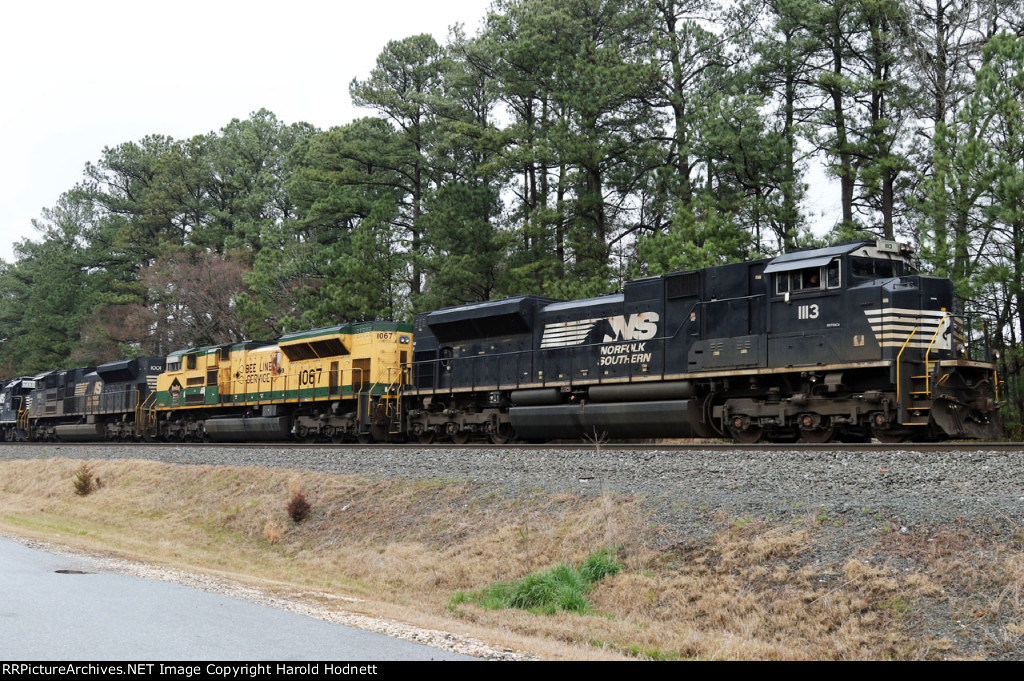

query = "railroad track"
[0,439,1019,453]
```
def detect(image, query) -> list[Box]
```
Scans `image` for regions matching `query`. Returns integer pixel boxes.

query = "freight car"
[404,240,1001,444]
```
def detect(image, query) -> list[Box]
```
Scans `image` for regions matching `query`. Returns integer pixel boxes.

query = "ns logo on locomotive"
[0,240,1002,444]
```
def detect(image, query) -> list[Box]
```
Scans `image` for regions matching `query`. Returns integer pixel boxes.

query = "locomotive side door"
[686,261,767,371]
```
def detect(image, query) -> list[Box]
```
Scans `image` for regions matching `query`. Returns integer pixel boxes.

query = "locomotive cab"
[765,240,915,368]
[0,377,36,441]
[742,240,1000,442]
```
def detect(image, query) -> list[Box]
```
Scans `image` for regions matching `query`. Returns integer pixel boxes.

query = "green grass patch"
[625,645,685,661]
[451,547,622,615]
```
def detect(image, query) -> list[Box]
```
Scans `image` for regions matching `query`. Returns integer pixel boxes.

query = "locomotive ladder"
[896,314,951,427]
[381,369,404,435]
[136,390,159,441]
[16,408,30,441]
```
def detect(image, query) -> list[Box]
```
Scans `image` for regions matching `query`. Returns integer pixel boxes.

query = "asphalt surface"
[0,537,473,661]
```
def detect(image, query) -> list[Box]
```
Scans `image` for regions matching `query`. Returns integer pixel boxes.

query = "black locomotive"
[405,240,1001,443]
[0,357,166,442]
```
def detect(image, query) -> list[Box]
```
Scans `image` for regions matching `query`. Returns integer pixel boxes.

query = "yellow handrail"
[15,393,30,437]
[920,314,951,396]
[362,365,404,435]
[137,389,158,439]
[895,327,919,424]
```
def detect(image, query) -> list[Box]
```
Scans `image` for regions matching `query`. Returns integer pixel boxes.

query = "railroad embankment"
[0,446,1022,660]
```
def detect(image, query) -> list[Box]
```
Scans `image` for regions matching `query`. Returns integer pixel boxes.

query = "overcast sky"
[0,0,494,263]
[1,0,843,267]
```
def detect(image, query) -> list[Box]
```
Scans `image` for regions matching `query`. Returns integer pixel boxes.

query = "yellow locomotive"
[154,322,413,442]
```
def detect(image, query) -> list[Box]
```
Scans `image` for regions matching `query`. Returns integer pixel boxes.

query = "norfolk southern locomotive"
[0,240,1003,444]
[405,239,1001,444]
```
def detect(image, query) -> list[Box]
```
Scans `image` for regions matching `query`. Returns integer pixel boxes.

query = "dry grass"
[0,457,1020,660]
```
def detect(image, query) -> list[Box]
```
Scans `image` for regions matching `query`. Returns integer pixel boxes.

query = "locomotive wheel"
[450,430,472,445]
[488,423,515,445]
[357,432,374,444]
[417,431,436,445]
[799,425,837,443]
[728,424,763,444]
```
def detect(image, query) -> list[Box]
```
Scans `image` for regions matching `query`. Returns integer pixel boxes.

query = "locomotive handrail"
[689,293,766,333]
[350,367,368,426]
[410,337,673,392]
[895,325,919,425]
[921,313,951,398]
[378,365,403,434]
[15,396,29,439]
[363,367,398,438]
[241,363,379,406]
[659,299,704,340]
[137,389,158,440]
[695,292,764,304]
[134,387,142,435]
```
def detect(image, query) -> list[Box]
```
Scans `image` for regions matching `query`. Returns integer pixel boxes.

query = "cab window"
[851,257,900,279]
[826,260,840,287]
[774,260,840,295]
[793,267,820,291]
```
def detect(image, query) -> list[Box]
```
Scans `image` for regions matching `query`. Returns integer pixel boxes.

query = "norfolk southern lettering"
[598,342,652,366]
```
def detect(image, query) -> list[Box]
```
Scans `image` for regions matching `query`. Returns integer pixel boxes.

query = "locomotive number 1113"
[798,304,820,320]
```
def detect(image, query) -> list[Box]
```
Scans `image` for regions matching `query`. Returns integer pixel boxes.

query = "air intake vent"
[666,271,699,299]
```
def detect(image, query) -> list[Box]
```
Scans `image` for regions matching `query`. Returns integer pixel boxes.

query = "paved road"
[0,537,473,661]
